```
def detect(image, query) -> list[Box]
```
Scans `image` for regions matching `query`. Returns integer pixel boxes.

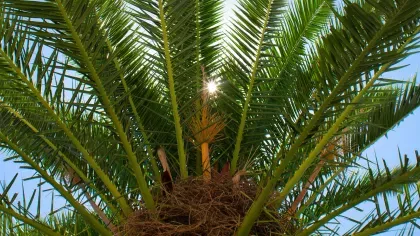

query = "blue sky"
[1,0,420,234]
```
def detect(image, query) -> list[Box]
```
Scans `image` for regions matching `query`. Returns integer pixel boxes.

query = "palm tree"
[1,0,420,234]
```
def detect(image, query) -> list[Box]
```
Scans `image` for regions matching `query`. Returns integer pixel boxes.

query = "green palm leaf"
[1,0,420,235]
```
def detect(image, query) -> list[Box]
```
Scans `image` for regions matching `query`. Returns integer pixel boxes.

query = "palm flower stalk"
[189,66,225,181]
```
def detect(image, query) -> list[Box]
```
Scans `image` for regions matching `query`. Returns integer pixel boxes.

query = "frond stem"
[238,14,420,236]
[0,204,59,236]
[273,24,420,210]
[300,165,420,235]
[0,132,112,236]
[231,0,274,175]
[158,0,188,178]
[104,39,161,183]
[55,0,155,211]
[0,100,120,220]
[0,48,132,216]
[353,210,420,236]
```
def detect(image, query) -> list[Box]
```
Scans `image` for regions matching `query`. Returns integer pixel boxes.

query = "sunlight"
[207,80,218,94]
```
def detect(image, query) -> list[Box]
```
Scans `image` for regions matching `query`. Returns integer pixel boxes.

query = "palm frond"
[0,0,419,234]
[0,131,111,235]
[301,150,420,235]
[224,0,287,173]
[239,0,420,233]
[0,0,137,213]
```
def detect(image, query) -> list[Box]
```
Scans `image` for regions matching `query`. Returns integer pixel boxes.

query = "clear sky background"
[1,0,420,234]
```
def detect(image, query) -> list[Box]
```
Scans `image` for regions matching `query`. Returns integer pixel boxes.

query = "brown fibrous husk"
[120,176,296,235]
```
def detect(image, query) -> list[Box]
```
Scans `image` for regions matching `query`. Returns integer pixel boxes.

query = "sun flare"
[207,80,218,94]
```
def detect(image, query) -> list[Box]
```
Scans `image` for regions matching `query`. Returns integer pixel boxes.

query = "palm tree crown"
[1,0,420,235]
